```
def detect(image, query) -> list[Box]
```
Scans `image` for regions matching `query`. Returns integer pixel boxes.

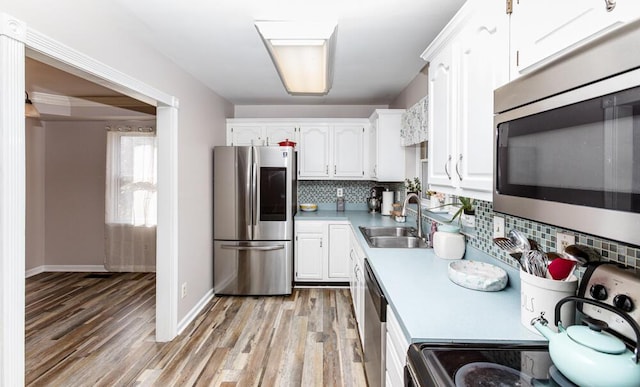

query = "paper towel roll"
[381,191,394,216]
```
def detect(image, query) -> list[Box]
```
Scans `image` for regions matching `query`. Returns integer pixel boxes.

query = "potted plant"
[404,177,421,195]
[449,196,475,227]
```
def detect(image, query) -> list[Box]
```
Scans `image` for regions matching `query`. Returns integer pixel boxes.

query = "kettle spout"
[531,312,557,341]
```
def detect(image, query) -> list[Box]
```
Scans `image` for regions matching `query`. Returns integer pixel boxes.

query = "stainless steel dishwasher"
[364,258,387,387]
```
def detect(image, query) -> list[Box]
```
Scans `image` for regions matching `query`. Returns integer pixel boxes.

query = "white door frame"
[0,13,179,386]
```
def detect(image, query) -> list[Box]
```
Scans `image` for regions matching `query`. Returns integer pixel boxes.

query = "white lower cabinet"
[386,305,410,387]
[349,227,366,344]
[295,220,350,282]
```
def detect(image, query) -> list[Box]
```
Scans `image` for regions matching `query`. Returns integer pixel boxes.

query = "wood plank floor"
[26,272,367,386]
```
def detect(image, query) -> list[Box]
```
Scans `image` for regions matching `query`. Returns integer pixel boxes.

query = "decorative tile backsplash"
[299,181,640,271]
[466,199,640,271]
[298,180,405,204]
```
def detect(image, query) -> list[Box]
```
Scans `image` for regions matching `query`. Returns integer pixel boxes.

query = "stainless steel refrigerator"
[213,146,297,295]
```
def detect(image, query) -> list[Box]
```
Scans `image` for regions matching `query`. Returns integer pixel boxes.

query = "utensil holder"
[520,270,577,334]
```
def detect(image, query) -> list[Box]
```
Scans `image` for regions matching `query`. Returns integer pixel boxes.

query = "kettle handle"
[555,296,640,363]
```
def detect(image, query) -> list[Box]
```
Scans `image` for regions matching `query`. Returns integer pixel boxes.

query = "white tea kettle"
[531,296,640,387]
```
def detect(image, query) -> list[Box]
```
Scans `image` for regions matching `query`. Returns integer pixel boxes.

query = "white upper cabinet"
[511,0,640,78]
[333,125,365,178]
[426,45,454,188]
[422,0,509,201]
[298,121,368,180]
[226,120,298,146]
[264,124,297,146]
[369,109,406,182]
[299,125,332,178]
[226,119,369,180]
[227,124,263,146]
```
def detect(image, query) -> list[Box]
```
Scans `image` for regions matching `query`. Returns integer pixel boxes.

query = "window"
[106,131,157,226]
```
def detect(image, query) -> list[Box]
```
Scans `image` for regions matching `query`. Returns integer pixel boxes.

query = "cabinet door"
[374,111,405,182]
[369,122,378,179]
[456,2,508,195]
[428,45,455,188]
[328,224,351,280]
[295,232,324,281]
[228,125,263,146]
[299,125,331,178]
[333,125,365,179]
[265,125,298,146]
[511,0,640,77]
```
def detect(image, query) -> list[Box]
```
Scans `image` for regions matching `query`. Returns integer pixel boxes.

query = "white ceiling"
[114,0,466,105]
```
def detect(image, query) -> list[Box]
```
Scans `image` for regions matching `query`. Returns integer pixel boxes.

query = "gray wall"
[234,104,387,118]
[25,119,45,271]
[389,65,428,109]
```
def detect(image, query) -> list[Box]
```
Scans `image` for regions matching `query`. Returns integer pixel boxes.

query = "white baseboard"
[25,265,107,278]
[176,289,214,335]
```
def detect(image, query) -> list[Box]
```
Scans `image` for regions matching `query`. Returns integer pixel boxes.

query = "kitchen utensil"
[560,246,589,282]
[532,296,640,387]
[277,139,296,147]
[508,229,530,251]
[493,237,527,270]
[493,237,519,254]
[524,250,548,278]
[547,257,576,280]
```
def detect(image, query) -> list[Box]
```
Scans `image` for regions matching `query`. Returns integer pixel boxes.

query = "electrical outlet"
[556,232,575,253]
[493,216,505,238]
[181,282,187,298]
[336,188,344,197]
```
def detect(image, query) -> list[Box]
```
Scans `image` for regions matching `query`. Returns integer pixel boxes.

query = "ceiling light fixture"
[255,20,337,96]
[25,92,40,118]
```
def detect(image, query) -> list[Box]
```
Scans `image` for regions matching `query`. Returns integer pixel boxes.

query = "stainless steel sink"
[360,226,417,237]
[359,226,429,248]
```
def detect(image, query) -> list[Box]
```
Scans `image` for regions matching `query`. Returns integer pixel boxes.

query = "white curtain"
[105,129,157,272]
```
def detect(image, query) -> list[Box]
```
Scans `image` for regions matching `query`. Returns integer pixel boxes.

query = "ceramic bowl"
[448,260,508,292]
[300,203,318,212]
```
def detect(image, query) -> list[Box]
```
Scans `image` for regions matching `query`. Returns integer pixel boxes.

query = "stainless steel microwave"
[493,19,640,246]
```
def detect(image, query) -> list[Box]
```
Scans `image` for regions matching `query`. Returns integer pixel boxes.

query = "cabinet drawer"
[295,221,326,233]
[387,306,410,364]
[386,335,405,387]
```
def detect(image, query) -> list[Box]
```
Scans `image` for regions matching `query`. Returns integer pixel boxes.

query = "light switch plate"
[493,216,505,238]
[557,232,575,253]
[336,188,344,197]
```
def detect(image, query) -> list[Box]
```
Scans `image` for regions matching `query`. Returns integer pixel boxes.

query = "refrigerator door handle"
[251,147,258,238]
[220,244,285,251]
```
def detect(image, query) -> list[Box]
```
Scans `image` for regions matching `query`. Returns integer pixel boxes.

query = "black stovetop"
[407,342,578,387]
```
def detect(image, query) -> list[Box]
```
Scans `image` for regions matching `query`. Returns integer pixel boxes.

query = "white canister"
[432,231,465,260]
[381,191,394,216]
[520,269,578,334]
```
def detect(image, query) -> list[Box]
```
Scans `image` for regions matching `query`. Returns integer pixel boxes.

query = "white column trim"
[0,17,26,386]
[25,26,178,109]
[156,106,179,342]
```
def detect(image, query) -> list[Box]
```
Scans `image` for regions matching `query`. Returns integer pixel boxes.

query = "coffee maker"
[366,186,384,213]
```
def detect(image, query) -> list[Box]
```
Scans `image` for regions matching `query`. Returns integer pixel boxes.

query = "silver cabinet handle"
[604,0,616,12]
[334,165,337,174]
[325,165,329,174]
[455,154,463,181]
[444,155,452,180]
[221,244,285,251]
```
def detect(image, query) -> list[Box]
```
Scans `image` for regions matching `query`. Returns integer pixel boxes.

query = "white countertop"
[295,209,546,345]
